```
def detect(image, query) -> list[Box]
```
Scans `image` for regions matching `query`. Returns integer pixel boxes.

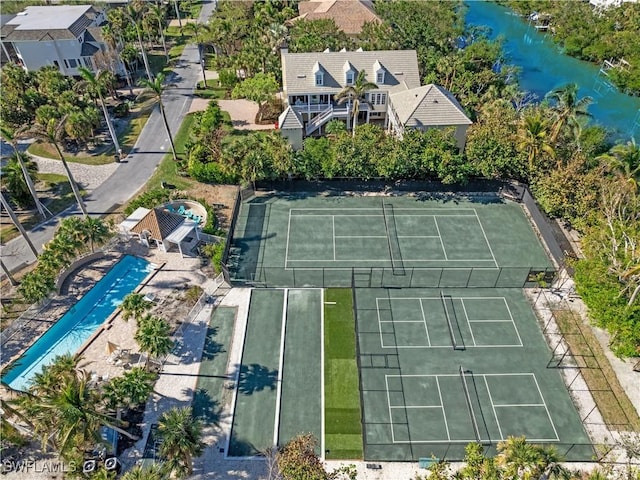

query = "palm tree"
[2,154,38,208]
[517,112,556,172]
[182,22,212,87]
[0,192,38,258]
[28,117,88,217]
[121,463,166,480]
[76,67,121,156]
[545,83,593,143]
[496,436,544,480]
[147,4,169,62]
[82,217,111,252]
[135,314,174,366]
[120,293,152,322]
[0,125,46,219]
[13,357,137,459]
[335,70,378,136]
[157,407,204,478]
[138,73,177,160]
[103,367,155,410]
[597,139,640,190]
[101,24,134,95]
[125,4,153,82]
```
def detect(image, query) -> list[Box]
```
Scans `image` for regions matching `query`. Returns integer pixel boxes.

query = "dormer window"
[343,61,356,85]
[313,61,324,86]
[346,71,354,85]
[373,60,385,85]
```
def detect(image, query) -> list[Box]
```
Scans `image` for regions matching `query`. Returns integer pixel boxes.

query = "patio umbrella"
[106,341,119,355]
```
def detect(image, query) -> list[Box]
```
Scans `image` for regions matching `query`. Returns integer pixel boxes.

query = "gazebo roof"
[130,208,185,242]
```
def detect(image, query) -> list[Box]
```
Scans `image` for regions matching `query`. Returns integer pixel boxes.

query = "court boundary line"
[433,217,449,261]
[382,373,560,444]
[375,296,522,349]
[273,288,288,446]
[473,210,499,268]
[284,209,500,266]
[320,288,326,460]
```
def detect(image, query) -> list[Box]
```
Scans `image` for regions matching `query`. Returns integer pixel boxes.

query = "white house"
[280,48,472,150]
[0,5,118,77]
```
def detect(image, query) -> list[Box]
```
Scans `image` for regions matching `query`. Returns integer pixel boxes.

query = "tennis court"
[228,194,553,287]
[355,288,593,461]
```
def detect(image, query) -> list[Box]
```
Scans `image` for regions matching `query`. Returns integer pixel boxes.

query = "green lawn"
[195,81,228,100]
[144,112,198,192]
[324,288,363,459]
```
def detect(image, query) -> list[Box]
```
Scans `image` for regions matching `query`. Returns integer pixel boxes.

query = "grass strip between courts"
[324,288,363,459]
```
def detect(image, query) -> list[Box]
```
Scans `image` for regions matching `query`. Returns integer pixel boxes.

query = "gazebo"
[120,208,200,257]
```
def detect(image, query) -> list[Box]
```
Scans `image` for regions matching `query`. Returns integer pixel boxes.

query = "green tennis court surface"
[228,194,553,287]
[228,289,322,457]
[355,288,593,461]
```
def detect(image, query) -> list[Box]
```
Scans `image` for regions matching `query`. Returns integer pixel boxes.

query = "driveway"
[218,99,276,131]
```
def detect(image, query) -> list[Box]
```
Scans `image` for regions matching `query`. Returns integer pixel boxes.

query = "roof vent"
[296,75,306,78]
[393,72,403,75]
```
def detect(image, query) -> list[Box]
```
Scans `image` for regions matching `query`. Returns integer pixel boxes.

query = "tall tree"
[82,217,111,253]
[1,154,39,209]
[157,407,204,478]
[335,70,378,136]
[545,83,593,144]
[597,139,640,190]
[516,111,556,173]
[28,117,88,217]
[120,292,153,322]
[138,73,177,160]
[125,4,154,82]
[135,314,174,366]
[1,259,18,286]
[0,192,38,258]
[182,22,212,87]
[76,67,121,156]
[1,125,47,218]
[147,4,169,61]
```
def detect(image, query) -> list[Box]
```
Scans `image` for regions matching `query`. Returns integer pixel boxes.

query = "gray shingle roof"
[283,50,420,96]
[81,42,99,56]
[2,5,98,42]
[390,84,472,128]
[278,107,304,129]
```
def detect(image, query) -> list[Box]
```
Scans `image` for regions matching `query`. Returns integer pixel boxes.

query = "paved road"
[1,1,217,274]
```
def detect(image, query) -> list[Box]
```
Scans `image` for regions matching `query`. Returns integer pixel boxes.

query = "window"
[63,59,69,68]
[376,72,385,84]
[346,71,354,85]
[68,58,77,68]
[315,73,323,86]
[370,93,387,106]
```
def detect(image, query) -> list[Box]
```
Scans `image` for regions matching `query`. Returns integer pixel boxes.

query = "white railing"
[306,105,349,135]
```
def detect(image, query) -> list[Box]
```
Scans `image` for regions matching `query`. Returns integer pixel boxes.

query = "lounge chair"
[177,205,186,216]
[166,205,176,213]
[192,215,201,224]
[143,292,157,303]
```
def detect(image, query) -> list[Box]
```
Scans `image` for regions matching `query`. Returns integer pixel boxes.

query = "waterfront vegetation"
[503,0,640,95]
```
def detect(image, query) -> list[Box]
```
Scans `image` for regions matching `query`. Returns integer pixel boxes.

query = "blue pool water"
[2,255,152,391]
[465,1,640,141]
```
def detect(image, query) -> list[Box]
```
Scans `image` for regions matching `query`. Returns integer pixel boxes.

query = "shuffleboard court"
[278,289,323,448]
[355,288,593,461]
[228,290,284,457]
[192,307,236,423]
[228,194,553,288]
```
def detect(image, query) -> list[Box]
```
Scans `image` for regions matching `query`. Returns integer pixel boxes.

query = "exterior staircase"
[305,105,348,135]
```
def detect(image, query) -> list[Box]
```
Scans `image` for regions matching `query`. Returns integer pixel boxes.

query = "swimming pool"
[1,255,153,391]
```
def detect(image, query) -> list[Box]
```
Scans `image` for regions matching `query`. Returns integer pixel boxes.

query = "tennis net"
[459,366,481,443]
[441,292,465,350]
[381,202,405,275]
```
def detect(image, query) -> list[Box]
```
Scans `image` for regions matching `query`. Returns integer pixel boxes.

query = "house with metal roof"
[0,5,117,76]
[292,0,381,35]
[280,48,472,150]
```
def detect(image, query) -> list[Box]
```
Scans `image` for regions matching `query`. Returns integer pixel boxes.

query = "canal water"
[465,0,640,141]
